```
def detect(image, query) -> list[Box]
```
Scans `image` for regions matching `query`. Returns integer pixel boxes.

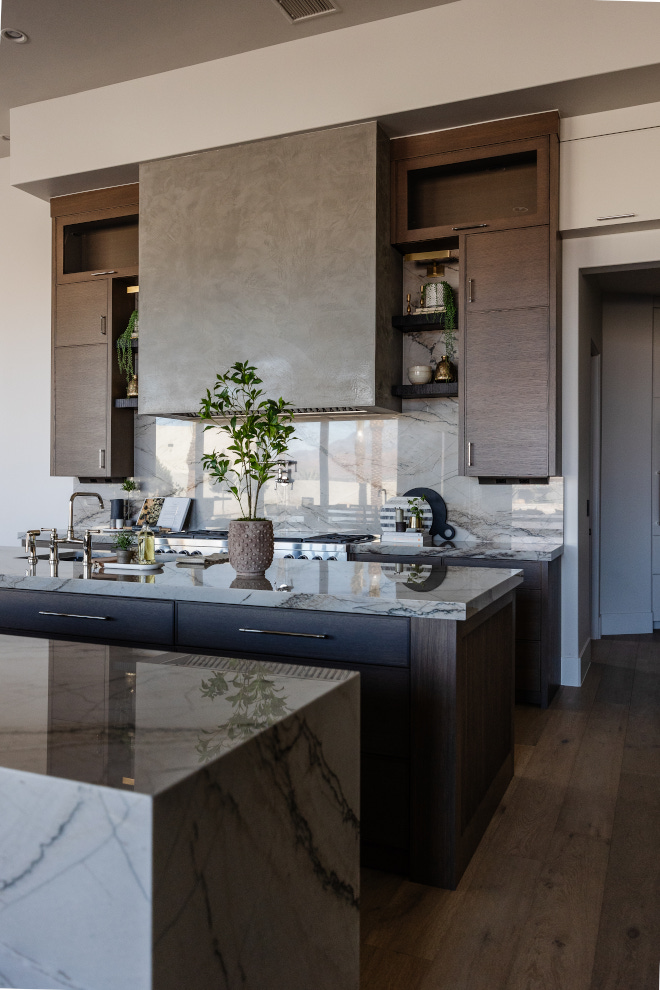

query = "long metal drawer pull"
[100,315,107,335]
[91,270,117,275]
[239,627,328,639]
[38,611,110,620]
[452,223,488,230]
[596,214,637,221]
[468,278,474,303]
[468,442,474,467]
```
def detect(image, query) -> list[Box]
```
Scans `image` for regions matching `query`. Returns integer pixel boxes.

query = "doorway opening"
[583,262,660,638]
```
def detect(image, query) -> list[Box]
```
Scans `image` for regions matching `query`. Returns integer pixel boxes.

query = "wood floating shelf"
[393,314,446,332]
[115,397,138,408]
[392,382,458,398]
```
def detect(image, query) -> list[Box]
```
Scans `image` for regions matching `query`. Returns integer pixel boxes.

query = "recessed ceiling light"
[1,28,29,43]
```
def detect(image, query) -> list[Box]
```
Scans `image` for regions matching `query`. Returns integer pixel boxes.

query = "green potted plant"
[112,531,136,565]
[407,495,427,530]
[117,311,138,397]
[199,361,297,576]
[435,282,457,383]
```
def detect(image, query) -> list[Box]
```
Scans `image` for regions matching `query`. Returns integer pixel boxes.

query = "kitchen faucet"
[67,491,104,541]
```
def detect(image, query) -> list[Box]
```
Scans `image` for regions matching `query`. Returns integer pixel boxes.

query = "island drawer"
[0,590,174,646]
[175,602,410,667]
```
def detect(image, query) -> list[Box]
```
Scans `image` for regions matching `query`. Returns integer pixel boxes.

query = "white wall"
[10,0,660,196]
[0,160,71,545]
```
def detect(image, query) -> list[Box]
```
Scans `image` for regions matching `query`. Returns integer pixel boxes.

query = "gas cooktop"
[153,531,377,561]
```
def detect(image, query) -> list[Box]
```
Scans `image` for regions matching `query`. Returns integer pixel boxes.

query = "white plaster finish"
[0,639,359,990]
[70,400,563,546]
[0,548,522,622]
[354,539,564,562]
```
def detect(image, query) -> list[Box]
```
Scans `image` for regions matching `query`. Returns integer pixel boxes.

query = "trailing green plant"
[116,310,138,385]
[440,282,457,360]
[112,532,136,551]
[199,361,297,520]
[121,478,138,493]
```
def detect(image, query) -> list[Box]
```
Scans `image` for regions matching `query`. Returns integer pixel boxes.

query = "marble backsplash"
[72,397,563,543]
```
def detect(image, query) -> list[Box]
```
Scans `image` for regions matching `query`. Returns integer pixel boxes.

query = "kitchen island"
[0,548,522,887]
[0,635,359,990]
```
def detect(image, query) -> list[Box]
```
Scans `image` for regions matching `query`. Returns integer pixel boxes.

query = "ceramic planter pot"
[228,519,274,576]
[116,549,134,564]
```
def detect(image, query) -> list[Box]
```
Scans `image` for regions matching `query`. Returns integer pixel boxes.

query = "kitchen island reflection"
[0,635,359,990]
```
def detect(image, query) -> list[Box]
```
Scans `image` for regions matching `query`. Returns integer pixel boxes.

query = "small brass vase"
[434,355,455,383]
[127,375,139,397]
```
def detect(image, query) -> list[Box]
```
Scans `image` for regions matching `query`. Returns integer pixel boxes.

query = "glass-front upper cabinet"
[52,188,139,284]
[392,136,550,246]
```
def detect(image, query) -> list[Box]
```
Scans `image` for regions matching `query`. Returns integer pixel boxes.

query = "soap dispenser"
[137,520,155,564]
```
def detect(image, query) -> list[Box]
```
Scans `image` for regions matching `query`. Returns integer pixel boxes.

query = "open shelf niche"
[393,242,460,399]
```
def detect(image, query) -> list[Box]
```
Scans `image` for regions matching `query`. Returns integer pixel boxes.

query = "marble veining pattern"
[68,397,562,545]
[356,539,564,561]
[0,638,360,989]
[0,549,523,621]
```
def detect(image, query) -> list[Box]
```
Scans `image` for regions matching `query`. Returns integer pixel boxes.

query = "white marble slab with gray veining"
[351,538,564,562]
[0,548,522,621]
[0,636,359,990]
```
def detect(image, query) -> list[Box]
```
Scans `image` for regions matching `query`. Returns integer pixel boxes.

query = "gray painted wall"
[138,122,401,416]
[600,293,653,633]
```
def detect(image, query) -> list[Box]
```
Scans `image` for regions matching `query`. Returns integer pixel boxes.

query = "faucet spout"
[67,491,104,542]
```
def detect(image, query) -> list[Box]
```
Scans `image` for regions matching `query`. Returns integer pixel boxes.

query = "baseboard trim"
[600,611,654,636]
[561,638,591,688]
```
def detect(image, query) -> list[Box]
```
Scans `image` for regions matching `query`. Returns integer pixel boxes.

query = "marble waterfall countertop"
[353,537,564,561]
[0,547,522,621]
[0,635,359,990]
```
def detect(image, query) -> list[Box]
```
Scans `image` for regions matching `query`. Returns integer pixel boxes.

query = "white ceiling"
[0,0,458,159]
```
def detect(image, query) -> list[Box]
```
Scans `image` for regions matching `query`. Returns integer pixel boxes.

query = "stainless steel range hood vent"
[272,0,338,21]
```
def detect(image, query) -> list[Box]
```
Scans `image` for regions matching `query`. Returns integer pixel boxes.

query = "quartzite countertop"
[0,635,359,990]
[351,537,563,561]
[0,547,523,621]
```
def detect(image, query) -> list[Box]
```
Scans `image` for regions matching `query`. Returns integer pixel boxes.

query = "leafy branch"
[440,282,457,360]
[117,310,138,385]
[199,361,297,520]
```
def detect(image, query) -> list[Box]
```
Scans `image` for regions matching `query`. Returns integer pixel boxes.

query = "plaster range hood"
[138,121,402,419]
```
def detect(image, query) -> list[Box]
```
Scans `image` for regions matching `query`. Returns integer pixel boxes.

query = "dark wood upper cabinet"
[391,112,560,480]
[463,226,550,311]
[51,185,139,285]
[51,186,138,481]
[392,135,550,246]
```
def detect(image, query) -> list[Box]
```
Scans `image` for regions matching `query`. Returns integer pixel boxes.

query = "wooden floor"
[360,634,660,990]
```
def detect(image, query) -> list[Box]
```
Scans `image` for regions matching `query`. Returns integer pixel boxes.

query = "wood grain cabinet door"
[55,280,108,346]
[463,226,549,312]
[463,306,550,477]
[52,343,108,477]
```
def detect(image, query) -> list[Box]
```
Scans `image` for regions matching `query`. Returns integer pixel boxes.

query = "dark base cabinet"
[175,595,516,889]
[0,587,516,889]
[354,553,561,708]
[0,589,174,648]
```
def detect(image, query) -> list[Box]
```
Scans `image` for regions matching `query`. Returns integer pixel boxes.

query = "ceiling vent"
[272,0,338,22]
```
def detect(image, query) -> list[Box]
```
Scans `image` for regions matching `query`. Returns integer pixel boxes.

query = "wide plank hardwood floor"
[361,634,660,990]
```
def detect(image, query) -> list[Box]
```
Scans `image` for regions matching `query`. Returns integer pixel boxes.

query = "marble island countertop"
[0,634,359,990]
[354,537,564,561]
[0,547,522,621]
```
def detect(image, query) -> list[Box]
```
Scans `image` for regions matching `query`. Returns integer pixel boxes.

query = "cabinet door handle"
[468,279,474,303]
[238,627,328,640]
[468,442,474,467]
[452,223,489,230]
[91,270,117,276]
[38,611,110,621]
[595,214,636,221]
[100,316,107,335]
[99,449,106,470]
